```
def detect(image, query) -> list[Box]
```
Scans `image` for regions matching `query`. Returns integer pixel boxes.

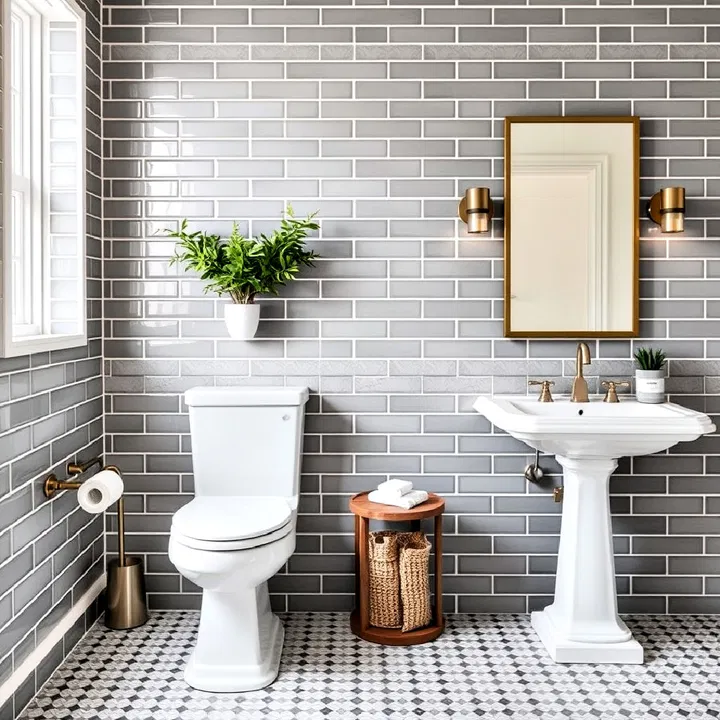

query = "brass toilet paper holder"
[43,456,148,631]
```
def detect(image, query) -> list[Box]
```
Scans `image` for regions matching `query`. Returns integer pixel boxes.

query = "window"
[3,0,86,356]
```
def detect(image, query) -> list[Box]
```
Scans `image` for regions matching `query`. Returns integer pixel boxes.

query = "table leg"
[434,514,443,627]
[358,516,370,632]
[354,514,360,604]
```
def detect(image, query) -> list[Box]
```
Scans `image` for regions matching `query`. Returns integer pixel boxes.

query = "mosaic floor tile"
[19,613,720,719]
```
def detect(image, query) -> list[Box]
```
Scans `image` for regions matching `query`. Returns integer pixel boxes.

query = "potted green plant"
[166,207,319,339]
[633,347,667,404]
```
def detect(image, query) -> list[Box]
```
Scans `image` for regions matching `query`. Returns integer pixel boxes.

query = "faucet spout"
[571,342,592,402]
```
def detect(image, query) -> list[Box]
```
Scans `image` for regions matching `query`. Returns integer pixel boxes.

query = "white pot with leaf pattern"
[224,303,261,340]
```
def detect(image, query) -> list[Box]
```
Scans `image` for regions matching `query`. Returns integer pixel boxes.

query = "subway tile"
[530,26,595,43]
[94,1,720,616]
[427,46,524,61]
[496,8,561,24]
[425,80,525,100]
[495,62,561,80]
[323,8,420,25]
[145,26,214,44]
[181,8,248,25]
[530,45,596,60]
[112,8,178,25]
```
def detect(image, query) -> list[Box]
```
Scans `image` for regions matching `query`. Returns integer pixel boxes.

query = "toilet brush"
[104,466,148,630]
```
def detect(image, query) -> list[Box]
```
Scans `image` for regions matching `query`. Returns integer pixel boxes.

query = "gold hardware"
[647,187,685,234]
[458,187,494,234]
[43,475,82,498]
[46,455,104,498]
[571,342,592,403]
[602,380,631,403]
[67,456,103,477]
[553,486,564,503]
[103,464,148,630]
[43,460,148,630]
[104,465,127,568]
[105,555,148,631]
[528,379,555,403]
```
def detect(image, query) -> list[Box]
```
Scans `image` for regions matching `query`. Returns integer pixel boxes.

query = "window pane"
[10,2,38,337]
[10,191,32,327]
[10,12,25,173]
[6,0,87,351]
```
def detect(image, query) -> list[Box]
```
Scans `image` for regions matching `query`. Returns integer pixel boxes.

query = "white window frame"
[2,0,86,357]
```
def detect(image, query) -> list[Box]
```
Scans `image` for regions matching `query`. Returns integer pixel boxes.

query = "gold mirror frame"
[503,116,640,339]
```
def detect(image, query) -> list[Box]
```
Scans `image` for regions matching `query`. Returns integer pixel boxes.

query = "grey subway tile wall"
[0,0,104,717]
[103,1,720,615]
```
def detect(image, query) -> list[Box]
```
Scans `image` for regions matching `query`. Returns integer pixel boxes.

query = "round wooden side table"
[349,491,445,646]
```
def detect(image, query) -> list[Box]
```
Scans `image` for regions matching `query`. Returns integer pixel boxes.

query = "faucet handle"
[602,380,630,404]
[528,380,555,403]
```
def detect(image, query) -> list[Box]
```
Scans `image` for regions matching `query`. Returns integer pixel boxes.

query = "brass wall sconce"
[44,457,148,631]
[458,187,494,234]
[647,187,685,233]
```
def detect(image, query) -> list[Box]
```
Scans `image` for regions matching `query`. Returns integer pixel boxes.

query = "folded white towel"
[368,489,429,510]
[377,478,413,497]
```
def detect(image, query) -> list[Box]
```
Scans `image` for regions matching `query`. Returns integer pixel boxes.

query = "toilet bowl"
[169,497,296,692]
[169,386,309,692]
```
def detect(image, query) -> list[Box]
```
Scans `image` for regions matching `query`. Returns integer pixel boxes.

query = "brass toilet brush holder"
[105,495,148,630]
[44,459,149,631]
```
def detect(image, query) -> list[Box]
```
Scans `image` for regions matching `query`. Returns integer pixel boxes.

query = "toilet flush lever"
[282,414,290,421]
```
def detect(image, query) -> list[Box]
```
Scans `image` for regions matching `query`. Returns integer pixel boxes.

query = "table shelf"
[349,491,445,647]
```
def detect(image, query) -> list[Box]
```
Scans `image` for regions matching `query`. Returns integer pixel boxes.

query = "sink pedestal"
[531,456,643,664]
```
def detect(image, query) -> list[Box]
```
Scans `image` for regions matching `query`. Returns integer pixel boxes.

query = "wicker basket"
[398,531,432,632]
[367,531,401,628]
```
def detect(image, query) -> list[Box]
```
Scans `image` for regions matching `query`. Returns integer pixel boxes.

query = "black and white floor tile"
[19,613,720,719]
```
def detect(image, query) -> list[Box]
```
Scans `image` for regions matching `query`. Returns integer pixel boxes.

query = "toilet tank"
[184,386,309,500]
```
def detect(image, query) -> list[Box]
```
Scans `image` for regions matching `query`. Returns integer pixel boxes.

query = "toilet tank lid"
[185,386,309,407]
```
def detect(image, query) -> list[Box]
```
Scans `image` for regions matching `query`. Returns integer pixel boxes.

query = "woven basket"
[368,531,401,628]
[398,531,432,632]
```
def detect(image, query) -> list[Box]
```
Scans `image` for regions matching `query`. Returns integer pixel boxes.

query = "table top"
[349,491,445,521]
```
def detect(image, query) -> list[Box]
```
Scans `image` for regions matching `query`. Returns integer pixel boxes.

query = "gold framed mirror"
[504,116,640,338]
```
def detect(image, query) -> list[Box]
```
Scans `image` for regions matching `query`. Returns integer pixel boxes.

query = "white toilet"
[168,386,309,692]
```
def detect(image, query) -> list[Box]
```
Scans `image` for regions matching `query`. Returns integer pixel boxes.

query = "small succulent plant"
[634,347,666,371]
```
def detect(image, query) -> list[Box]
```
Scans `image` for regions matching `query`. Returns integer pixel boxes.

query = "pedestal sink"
[473,395,715,664]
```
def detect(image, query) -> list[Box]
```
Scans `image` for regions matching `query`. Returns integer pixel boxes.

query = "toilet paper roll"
[77,469,124,514]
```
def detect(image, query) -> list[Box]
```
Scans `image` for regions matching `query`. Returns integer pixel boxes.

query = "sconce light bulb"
[661,212,684,234]
[459,187,493,235]
[468,212,489,234]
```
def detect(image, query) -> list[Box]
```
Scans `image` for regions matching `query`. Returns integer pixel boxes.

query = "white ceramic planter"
[224,303,260,339]
[635,369,665,404]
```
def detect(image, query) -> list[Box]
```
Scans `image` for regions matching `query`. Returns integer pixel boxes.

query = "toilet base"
[185,612,284,692]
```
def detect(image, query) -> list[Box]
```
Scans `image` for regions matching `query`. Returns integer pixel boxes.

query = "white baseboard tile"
[0,574,106,709]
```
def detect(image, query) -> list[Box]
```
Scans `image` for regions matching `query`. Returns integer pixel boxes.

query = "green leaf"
[164,207,319,304]
[634,347,666,371]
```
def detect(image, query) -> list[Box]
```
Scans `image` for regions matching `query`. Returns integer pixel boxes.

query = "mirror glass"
[505,117,639,338]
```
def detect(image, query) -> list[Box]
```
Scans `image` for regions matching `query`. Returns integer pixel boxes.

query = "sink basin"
[474,395,714,458]
[474,394,715,665]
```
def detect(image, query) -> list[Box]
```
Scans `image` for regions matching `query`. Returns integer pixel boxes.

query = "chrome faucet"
[571,342,592,402]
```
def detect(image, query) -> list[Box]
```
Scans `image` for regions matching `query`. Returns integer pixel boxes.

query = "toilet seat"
[172,522,293,551]
[171,496,294,551]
